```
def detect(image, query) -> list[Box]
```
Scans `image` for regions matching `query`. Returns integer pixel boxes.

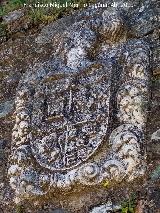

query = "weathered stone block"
[8,7,151,207]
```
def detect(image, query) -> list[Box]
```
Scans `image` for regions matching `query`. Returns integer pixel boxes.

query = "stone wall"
[0,0,159,212]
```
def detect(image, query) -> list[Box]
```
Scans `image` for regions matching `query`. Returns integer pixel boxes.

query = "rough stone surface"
[3,10,24,24]
[89,200,120,212]
[8,5,150,204]
[0,0,159,212]
[0,100,14,118]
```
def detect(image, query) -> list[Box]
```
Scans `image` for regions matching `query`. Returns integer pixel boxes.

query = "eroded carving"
[8,8,151,202]
[30,64,111,171]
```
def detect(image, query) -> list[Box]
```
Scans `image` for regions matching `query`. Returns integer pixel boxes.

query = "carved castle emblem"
[8,8,151,202]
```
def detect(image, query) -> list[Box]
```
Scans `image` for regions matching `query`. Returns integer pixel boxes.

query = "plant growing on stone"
[0,0,96,41]
[0,0,26,16]
[15,204,25,213]
[120,194,137,213]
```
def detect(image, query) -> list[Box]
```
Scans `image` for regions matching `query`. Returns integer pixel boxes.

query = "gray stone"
[129,0,159,37]
[151,129,160,141]
[8,4,151,207]
[150,165,160,181]
[90,201,121,213]
[3,10,24,24]
[0,100,14,118]
[0,0,158,212]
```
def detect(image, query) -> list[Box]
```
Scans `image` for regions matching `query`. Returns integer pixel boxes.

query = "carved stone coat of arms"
[8,7,151,203]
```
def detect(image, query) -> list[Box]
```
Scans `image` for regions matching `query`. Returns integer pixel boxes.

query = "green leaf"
[129,207,134,213]
[121,207,128,213]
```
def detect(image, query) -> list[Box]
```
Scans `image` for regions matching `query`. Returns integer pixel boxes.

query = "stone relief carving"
[8,8,151,202]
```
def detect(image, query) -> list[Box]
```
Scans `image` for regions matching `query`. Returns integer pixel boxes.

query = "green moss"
[0,0,96,18]
[0,22,7,36]
[28,6,67,25]
[120,194,137,213]
[27,0,96,25]
[15,204,25,213]
[0,0,96,40]
[0,0,26,16]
